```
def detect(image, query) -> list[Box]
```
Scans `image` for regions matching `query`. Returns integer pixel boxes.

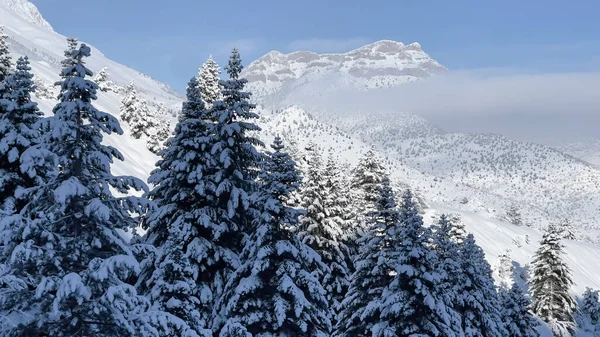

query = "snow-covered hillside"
[3,0,600,329]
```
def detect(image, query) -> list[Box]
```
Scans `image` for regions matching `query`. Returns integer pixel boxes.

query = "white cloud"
[302,68,600,140]
[287,37,371,53]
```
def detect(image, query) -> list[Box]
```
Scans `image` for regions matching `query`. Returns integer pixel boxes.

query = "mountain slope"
[0,0,181,104]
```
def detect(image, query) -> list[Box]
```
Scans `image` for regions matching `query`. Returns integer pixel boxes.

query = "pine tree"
[530,225,577,337]
[499,283,540,337]
[207,47,263,240]
[350,147,386,238]
[506,205,523,226]
[136,77,217,337]
[146,119,171,154]
[0,56,50,214]
[56,37,78,82]
[430,214,464,330]
[197,55,222,107]
[299,145,350,330]
[579,287,600,332]
[557,218,576,241]
[219,136,331,337]
[496,249,515,287]
[120,81,139,124]
[447,214,468,244]
[0,42,156,337]
[456,234,507,337]
[93,67,114,92]
[374,189,463,337]
[0,26,12,82]
[335,176,399,337]
[324,152,356,261]
[131,100,157,140]
[351,147,386,209]
[119,82,157,140]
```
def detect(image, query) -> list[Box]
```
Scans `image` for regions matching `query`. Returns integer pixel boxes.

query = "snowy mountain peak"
[0,0,53,31]
[243,39,447,104]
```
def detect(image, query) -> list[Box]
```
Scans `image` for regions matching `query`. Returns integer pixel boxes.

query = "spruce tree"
[93,67,114,92]
[335,176,399,337]
[0,42,155,337]
[119,82,157,140]
[350,147,386,237]
[56,37,78,82]
[146,120,171,154]
[120,81,140,124]
[0,26,12,82]
[430,214,464,329]
[496,249,515,287]
[506,205,523,226]
[351,147,386,208]
[457,234,508,337]
[499,283,540,337]
[579,287,600,332]
[374,189,462,337]
[0,55,54,302]
[197,55,222,107]
[324,152,356,261]
[299,145,349,329]
[447,214,468,244]
[209,47,263,236]
[219,136,330,337]
[136,77,217,337]
[0,56,50,214]
[530,225,577,337]
[558,218,576,241]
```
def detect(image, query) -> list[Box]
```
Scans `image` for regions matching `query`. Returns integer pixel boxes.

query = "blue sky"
[30,0,600,91]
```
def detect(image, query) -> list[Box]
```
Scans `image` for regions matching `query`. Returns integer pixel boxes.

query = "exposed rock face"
[243,40,447,103]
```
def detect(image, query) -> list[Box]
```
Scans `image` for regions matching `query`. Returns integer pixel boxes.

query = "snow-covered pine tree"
[374,189,463,337]
[557,218,576,241]
[499,282,540,337]
[120,81,139,124]
[447,214,468,244]
[299,145,350,330]
[146,119,171,154]
[430,213,464,330]
[136,77,217,337]
[0,56,52,216]
[324,151,356,261]
[530,225,578,337]
[56,37,78,82]
[197,55,222,107]
[130,99,156,139]
[578,287,600,332]
[1,42,155,336]
[335,175,399,337]
[119,82,158,140]
[457,233,508,337]
[219,136,331,337]
[506,205,523,226]
[0,26,12,82]
[351,147,386,209]
[496,249,515,288]
[92,67,114,92]
[208,47,263,239]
